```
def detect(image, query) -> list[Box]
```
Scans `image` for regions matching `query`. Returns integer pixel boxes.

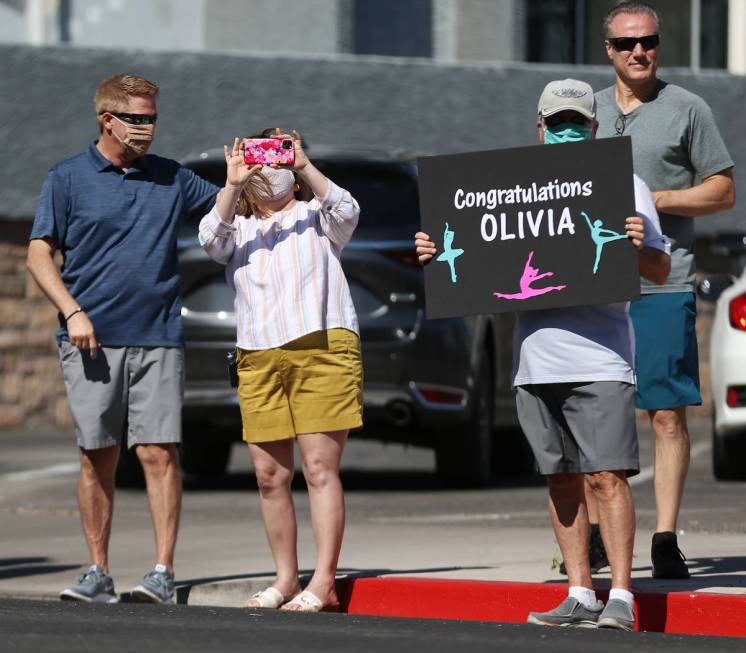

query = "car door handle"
[390,292,417,304]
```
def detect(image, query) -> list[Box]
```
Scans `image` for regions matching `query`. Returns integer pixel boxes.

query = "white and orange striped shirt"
[198,181,360,350]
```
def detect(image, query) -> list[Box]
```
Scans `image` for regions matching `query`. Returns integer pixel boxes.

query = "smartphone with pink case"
[243,138,295,166]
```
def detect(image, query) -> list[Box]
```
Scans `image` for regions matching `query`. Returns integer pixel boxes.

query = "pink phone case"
[243,138,295,166]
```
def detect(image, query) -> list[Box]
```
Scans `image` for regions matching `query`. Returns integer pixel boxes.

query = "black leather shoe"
[651,531,690,579]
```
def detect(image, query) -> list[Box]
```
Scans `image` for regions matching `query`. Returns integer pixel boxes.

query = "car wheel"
[180,422,233,477]
[493,426,537,477]
[115,445,145,488]
[435,354,494,488]
[712,418,746,481]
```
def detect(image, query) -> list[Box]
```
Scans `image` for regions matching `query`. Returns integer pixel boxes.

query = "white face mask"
[258,166,295,200]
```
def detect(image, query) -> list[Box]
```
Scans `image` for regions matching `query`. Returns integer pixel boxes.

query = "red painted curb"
[339,577,746,638]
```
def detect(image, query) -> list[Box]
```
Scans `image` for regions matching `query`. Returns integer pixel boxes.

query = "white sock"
[609,588,634,607]
[568,586,598,609]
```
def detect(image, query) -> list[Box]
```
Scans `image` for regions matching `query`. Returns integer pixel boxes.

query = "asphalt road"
[2,599,745,653]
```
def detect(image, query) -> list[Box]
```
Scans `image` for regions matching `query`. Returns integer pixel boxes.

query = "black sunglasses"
[103,111,158,125]
[615,113,628,136]
[607,34,660,52]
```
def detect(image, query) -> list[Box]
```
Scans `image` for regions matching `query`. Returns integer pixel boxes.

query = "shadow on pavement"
[177,565,490,589]
[543,555,746,592]
[175,565,493,605]
[0,557,49,568]
[0,557,80,580]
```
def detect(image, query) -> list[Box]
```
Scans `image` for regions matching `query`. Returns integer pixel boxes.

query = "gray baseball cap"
[537,79,596,120]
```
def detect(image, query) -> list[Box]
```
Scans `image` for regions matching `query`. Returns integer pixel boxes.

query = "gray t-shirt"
[596,81,733,293]
[513,175,670,386]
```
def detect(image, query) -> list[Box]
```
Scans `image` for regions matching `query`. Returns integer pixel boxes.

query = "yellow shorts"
[236,328,363,443]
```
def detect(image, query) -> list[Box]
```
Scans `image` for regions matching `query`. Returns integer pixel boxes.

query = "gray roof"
[1,44,743,235]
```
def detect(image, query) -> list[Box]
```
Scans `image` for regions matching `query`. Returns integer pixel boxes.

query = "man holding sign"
[416,79,670,630]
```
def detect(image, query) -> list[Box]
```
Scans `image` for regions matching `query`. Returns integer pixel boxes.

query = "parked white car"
[708,266,746,479]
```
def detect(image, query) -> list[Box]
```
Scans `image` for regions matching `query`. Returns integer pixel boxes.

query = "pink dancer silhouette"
[494,251,566,300]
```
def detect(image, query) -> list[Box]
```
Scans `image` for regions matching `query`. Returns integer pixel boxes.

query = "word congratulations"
[453,178,593,211]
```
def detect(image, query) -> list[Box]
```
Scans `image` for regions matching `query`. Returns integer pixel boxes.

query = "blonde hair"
[237,171,275,219]
[94,74,160,131]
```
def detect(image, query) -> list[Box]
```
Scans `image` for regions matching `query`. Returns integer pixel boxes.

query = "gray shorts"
[515,381,639,477]
[59,343,184,451]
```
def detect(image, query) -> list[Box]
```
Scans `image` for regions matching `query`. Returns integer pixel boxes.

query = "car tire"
[115,445,145,488]
[493,426,537,477]
[180,422,233,477]
[712,418,746,481]
[435,354,494,488]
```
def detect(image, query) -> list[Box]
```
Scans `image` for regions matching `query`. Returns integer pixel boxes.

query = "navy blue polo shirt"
[31,140,219,346]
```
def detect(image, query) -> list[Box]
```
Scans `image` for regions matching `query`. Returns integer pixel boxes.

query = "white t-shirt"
[512,174,670,386]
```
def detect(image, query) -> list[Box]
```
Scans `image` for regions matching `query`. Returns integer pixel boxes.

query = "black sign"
[417,137,639,319]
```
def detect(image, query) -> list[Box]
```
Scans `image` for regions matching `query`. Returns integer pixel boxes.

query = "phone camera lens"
[282,140,292,149]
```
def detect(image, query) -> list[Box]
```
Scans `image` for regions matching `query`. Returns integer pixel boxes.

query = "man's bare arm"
[638,247,670,286]
[652,169,735,217]
[26,238,99,358]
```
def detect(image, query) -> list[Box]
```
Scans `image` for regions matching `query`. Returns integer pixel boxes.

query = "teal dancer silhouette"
[436,222,464,283]
[582,211,628,274]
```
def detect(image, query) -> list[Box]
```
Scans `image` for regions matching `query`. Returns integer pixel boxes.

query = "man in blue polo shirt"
[26,74,218,604]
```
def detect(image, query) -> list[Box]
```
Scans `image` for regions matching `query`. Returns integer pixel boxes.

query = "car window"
[182,275,234,313]
[313,162,420,239]
[180,160,420,242]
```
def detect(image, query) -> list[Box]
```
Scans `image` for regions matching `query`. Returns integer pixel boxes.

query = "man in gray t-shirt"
[595,1,735,580]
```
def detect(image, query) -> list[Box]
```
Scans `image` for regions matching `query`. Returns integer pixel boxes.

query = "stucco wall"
[2,44,743,230]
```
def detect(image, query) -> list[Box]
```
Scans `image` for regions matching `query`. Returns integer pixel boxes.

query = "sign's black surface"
[417,137,639,319]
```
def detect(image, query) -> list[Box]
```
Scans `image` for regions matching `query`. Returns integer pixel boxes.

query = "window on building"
[352,0,432,58]
[586,0,728,69]
[526,0,576,64]
[701,0,728,69]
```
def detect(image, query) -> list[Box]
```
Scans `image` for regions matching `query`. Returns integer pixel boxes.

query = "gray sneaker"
[60,565,118,603]
[527,596,603,628]
[597,598,635,631]
[130,564,175,604]
[526,596,604,628]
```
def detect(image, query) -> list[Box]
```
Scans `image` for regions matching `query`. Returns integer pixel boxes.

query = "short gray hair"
[603,1,660,38]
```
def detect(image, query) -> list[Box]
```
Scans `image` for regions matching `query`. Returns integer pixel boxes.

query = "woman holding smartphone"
[199,129,362,612]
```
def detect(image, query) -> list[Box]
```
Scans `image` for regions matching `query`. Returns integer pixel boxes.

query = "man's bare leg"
[649,407,690,533]
[78,445,119,572]
[547,473,592,589]
[136,443,182,572]
[586,470,635,590]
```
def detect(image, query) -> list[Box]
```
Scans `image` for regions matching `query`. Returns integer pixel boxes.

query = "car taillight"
[381,248,421,268]
[411,383,468,407]
[726,386,746,408]
[730,294,746,330]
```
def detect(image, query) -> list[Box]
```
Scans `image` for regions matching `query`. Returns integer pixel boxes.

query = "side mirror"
[697,274,736,302]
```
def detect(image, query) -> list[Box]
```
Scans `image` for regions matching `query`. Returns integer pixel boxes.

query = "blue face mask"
[544,122,592,144]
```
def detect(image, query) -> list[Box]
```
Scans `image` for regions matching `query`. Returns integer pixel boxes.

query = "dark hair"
[603,2,660,38]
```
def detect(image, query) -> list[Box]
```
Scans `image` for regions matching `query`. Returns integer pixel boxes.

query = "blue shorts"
[630,292,702,410]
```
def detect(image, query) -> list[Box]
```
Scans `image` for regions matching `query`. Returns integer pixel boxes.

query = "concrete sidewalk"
[4,517,743,636]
